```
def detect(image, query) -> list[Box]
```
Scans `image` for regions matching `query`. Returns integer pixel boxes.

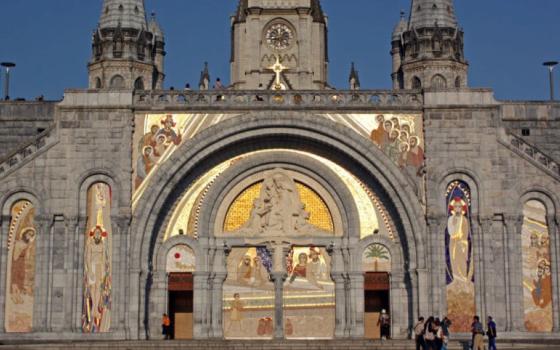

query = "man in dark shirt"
[487,316,497,350]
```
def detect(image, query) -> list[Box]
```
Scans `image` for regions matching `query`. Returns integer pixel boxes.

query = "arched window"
[110,75,125,89]
[134,77,145,90]
[431,74,447,89]
[521,200,553,332]
[5,199,37,333]
[411,76,422,89]
[95,77,102,89]
[82,182,112,333]
[445,180,475,332]
[455,76,461,88]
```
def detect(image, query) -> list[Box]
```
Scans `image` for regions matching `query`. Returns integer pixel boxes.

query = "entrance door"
[364,272,390,339]
[168,273,193,339]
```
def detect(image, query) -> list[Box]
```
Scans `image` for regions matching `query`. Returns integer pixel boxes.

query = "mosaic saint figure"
[227,293,244,333]
[447,196,473,283]
[135,146,156,189]
[370,115,386,147]
[385,129,401,163]
[521,200,553,332]
[138,124,159,154]
[237,254,254,285]
[445,181,475,332]
[307,248,327,288]
[82,183,112,333]
[531,256,552,308]
[5,200,37,333]
[10,228,36,305]
[156,115,182,146]
[289,252,308,283]
[406,136,425,173]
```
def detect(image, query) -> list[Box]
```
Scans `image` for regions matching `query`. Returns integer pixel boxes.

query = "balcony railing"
[133,90,424,111]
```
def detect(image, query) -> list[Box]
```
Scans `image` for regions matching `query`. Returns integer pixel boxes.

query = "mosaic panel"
[82,182,112,333]
[522,200,553,332]
[166,245,196,273]
[223,248,275,339]
[283,247,335,339]
[5,200,36,333]
[445,181,475,332]
[362,244,391,272]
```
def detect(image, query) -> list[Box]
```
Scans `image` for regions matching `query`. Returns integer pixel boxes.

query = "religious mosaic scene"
[0,0,559,349]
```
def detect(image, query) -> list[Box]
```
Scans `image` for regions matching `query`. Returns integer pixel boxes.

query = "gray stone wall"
[0,102,55,158]
[0,89,558,341]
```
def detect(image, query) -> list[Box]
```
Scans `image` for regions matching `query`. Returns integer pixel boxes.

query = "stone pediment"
[229,168,332,237]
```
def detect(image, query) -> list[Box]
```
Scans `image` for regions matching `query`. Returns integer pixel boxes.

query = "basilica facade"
[0,0,559,343]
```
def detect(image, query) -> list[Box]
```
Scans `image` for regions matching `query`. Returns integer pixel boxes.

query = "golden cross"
[269,56,287,90]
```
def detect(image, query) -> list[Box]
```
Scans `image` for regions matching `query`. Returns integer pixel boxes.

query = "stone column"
[150,270,167,339]
[64,216,78,333]
[35,214,52,332]
[416,268,429,320]
[271,272,287,339]
[113,216,130,336]
[331,273,346,338]
[193,272,210,339]
[504,215,524,332]
[390,272,405,338]
[427,216,445,317]
[347,272,364,338]
[210,272,227,338]
[473,216,488,322]
[547,215,560,332]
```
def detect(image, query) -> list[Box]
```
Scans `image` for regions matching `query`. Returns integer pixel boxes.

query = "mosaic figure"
[284,247,335,339]
[522,200,553,332]
[5,200,37,333]
[445,181,475,332]
[82,183,112,333]
[223,248,274,339]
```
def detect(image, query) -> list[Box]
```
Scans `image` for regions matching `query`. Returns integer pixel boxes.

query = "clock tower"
[230,0,329,90]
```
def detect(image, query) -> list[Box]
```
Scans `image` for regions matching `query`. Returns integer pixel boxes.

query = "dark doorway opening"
[168,273,193,339]
[364,272,390,339]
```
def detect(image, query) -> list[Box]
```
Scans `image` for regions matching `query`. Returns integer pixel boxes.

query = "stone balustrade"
[133,90,424,111]
[502,129,560,179]
[0,124,57,178]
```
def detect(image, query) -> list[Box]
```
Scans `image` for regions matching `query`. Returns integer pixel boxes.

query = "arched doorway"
[166,244,195,339]
[131,114,426,340]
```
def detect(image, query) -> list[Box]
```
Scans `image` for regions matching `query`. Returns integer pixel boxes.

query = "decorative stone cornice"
[133,90,424,112]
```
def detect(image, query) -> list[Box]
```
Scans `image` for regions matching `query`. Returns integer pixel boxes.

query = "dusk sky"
[0,0,559,101]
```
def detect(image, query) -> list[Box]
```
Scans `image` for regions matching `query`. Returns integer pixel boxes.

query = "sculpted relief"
[227,169,332,237]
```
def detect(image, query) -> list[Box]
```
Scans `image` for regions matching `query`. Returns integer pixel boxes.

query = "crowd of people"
[414,315,497,350]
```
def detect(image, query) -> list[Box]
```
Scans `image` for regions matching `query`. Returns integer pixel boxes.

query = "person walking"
[378,309,391,339]
[423,317,436,350]
[414,317,426,350]
[441,317,451,350]
[471,316,485,350]
[434,319,443,350]
[162,313,171,340]
[487,316,497,350]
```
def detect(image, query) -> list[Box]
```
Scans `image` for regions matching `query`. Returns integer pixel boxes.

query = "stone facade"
[0,0,559,344]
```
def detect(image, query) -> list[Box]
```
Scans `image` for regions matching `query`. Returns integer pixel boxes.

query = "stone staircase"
[0,124,57,179]
[499,129,560,181]
[1,339,560,350]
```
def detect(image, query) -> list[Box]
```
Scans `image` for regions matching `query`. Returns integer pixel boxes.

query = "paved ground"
[1,339,560,350]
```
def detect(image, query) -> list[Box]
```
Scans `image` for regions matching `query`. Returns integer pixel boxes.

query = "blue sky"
[0,0,559,101]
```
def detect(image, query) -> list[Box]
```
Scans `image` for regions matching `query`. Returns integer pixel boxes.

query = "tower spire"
[89,0,165,90]
[391,0,467,90]
[99,0,148,30]
[409,0,457,29]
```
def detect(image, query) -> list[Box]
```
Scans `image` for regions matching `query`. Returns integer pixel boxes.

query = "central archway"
[130,113,427,340]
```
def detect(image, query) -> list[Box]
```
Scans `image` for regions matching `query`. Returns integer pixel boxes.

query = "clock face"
[265,23,294,51]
